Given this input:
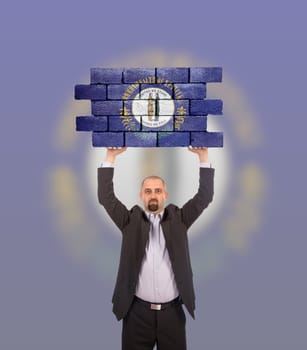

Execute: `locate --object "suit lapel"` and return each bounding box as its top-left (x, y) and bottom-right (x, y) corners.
top-left (161, 211), bottom-right (174, 258)
top-left (139, 212), bottom-right (150, 258)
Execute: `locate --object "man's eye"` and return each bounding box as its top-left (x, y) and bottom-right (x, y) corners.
top-left (145, 189), bottom-right (151, 194)
top-left (155, 189), bottom-right (162, 194)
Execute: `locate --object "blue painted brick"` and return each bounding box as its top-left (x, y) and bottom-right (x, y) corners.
top-left (92, 101), bottom-right (123, 116)
top-left (140, 84), bottom-right (173, 98)
top-left (108, 84), bottom-right (140, 100)
top-left (175, 100), bottom-right (189, 115)
top-left (190, 132), bottom-right (223, 147)
top-left (76, 116), bottom-right (107, 131)
top-left (156, 68), bottom-right (189, 83)
top-left (92, 132), bottom-right (124, 147)
top-left (158, 132), bottom-right (190, 147)
top-left (90, 68), bottom-right (123, 84)
top-left (123, 68), bottom-right (156, 83)
top-left (75, 85), bottom-right (106, 100)
top-left (174, 83), bottom-right (206, 99)
top-left (142, 118), bottom-right (174, 132)
top-left (109, 117), bottom-right (141, 131)
top-left (175, 116), bottom-right (207, 131)
top-left (190, 99), bottom-right (223, 115)
top-left (190, 67), bottom-right (222, 83)
top-left (125, 132), bottom-right (157, 147)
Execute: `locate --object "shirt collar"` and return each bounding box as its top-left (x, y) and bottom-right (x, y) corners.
top-left (145, 210), bottom-right (164, 220)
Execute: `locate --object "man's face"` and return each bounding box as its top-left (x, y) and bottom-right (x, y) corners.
top-left (139, 178), bottom-right (168, 214)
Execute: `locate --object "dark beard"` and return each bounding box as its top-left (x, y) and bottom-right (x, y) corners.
top-left (148, 200), bottom-right (158, 212)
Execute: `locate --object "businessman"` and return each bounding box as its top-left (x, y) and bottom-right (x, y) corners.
top-left (98, 147), bottom-right (215, 350)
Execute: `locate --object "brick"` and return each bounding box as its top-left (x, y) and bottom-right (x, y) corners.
top-left (92, 132), bottom-right (124, 147)
top-left (174, 116), bottom-right (207, 131)
top-left (75, 85), bottom-right (106, 100)
top-left (190, 132), bottom-right (223, 147)
top-left (90, 68), bottom-right (123, 84)
top-left (123, 68), bottom-right (156, 83)
top-left (190, 99), bottom-right (223, 115)
top-left (141, 118), bottom-right (174, 132)
top-left (158, 132), bottom-right (190, 147)
top-left (125, 132), bottom-right (157, 147)
top-left (190, 67), bottom-right (222, 83)
top-left (174, 83), bottom-right (206, 99)
top-left (175, 100), bottom-right (189, 115)
top-left (108, 84), bottom-right (140, 100)
top-left (92, 101), bottom-right (123, 116)
top-left (156, 68), bottom-right (189, 83)
top-left (109, 116), bottom-right (141, 131)
top-left (76, 116), bottom-right (107, 131)
top-left (140, 84), bottom-right (173, 98)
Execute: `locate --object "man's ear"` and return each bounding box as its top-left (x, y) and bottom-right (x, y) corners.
top-left (165, 191), bottom-right (169, 199)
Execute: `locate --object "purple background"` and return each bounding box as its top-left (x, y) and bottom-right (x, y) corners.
top-left (1, 0), bottom-right (306, 349)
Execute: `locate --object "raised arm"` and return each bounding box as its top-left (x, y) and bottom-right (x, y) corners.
top-left (103, 147), bottom-right (128, 164)
top-left (181, 147), bottom-right (215, 228)
top-left (187, 146), bottom-right (210, 163)
top-left (97, 147), bottom-right (130, 231)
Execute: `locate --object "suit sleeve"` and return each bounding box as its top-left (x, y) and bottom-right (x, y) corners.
top-left (97, 167), bottom-right (130, 231)
top-left (180, 167), bottom-right (215, 229)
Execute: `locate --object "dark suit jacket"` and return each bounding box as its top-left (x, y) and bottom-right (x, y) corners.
top-left (98, 167), bottom-right (214, 321)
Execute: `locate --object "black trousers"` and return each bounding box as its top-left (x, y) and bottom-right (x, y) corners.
top-left (122, 297), bottom-right (187, 350)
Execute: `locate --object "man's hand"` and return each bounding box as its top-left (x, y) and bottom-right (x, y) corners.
top-left (188, 146), bottom-right (209, 163)
top-left (104, 147), bottom-right (127, 164)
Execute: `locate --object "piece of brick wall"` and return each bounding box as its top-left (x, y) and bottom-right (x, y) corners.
top-left (75, 67), bottom-right (223, 147)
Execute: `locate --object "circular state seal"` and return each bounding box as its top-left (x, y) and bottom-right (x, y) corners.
top-left (133, 87), bottom-right (173, 128)
top-left (121, 77), bottom-right (186, 132)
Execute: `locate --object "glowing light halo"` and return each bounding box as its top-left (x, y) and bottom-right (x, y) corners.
top-left (49, 48), bottom-right (267, 282)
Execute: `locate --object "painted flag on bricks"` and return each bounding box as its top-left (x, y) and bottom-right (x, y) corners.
top-left (75, 67), bottom-right (223, 147)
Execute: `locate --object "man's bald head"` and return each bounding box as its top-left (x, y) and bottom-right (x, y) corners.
top-left (139, 176), bottom-right (168, 214)
top-left (140, 176), bottom-right (166, 190)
